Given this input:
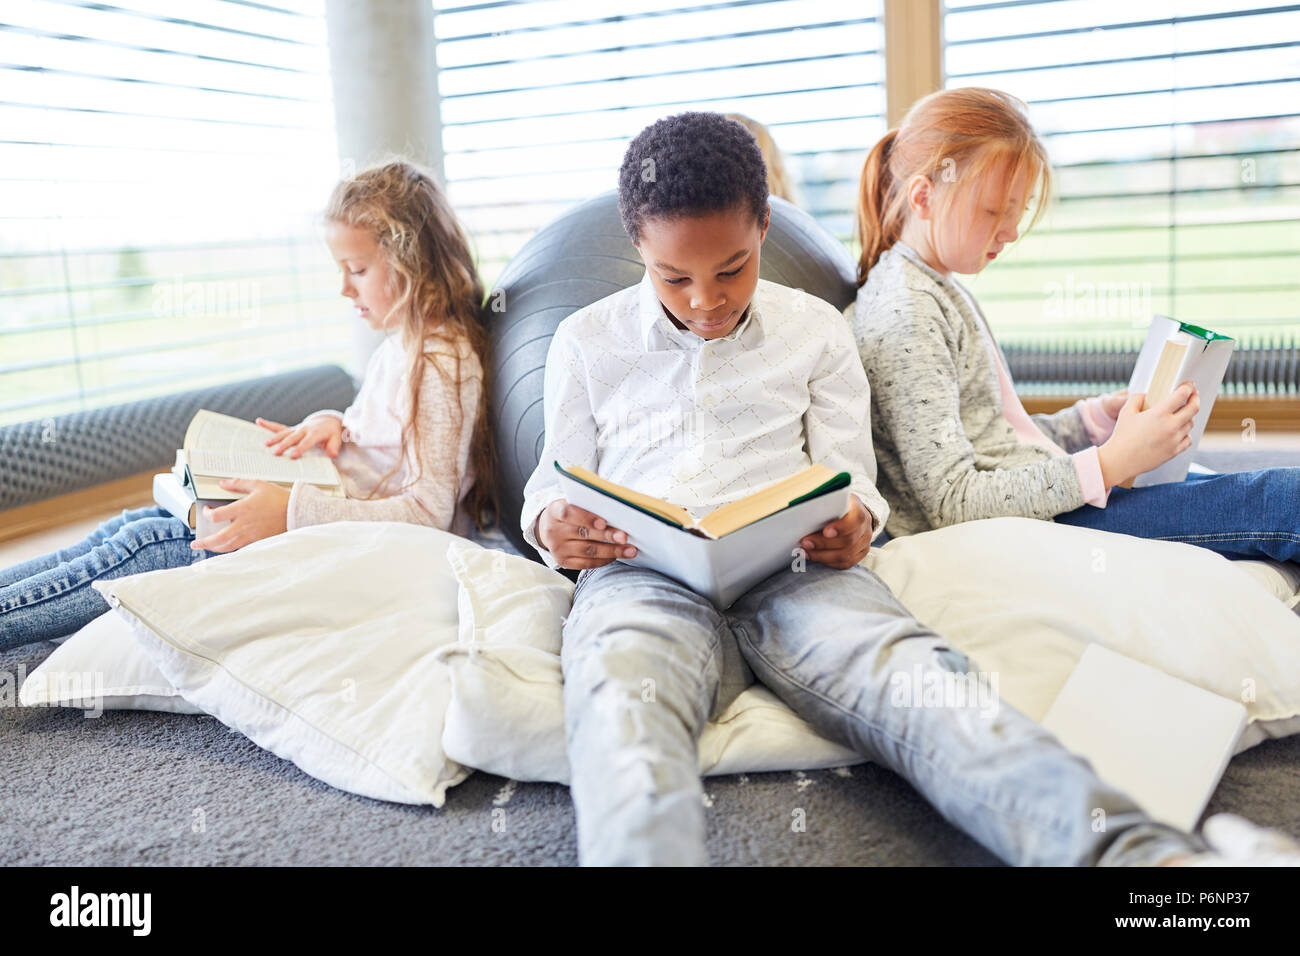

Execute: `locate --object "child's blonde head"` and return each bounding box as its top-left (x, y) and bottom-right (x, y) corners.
top-left (854, 87), bottom-right (1051, 283)
top-left (325, 159), bottom-right (483, 344)
top-left (325, 159), bottom-right (497, 529)
top-left (725, 113), bottom-right (796, 203)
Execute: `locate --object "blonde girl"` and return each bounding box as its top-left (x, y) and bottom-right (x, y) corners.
top-left (850, 87), bottom-right (1300, 564)
top-left (725, 113), bottom-right (798, 204)
top-left (0, 160), bottom-right (496, 645)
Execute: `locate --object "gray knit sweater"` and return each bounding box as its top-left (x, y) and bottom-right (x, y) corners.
top-left (847, 241), bottom-right (1093, 538)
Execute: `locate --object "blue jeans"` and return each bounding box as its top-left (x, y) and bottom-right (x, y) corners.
top-left (561, 559), bottom-right (1201, 866)
top-left (1056, 468), bottom-right (1300, 562)
top-left (0, 506), bottom-right (212, 648)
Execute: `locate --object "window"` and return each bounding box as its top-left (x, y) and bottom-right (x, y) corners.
top-left (432, 0), bottom-right (886, 282)
top-left (944, 0), bottom-right (1300, 393)
top-left (0, 0), bottom-right (348, 426)
top-left (8, 0), bottom-right (1294, 428)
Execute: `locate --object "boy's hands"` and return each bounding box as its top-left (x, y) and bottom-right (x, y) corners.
top-left (537, 495), bottom-right (873, 571)
top-left (258, 416), bottom-right (344, 458)
top-left (536, 498), bottom-right (638, 569)
top-left (191, 479), bottom-right (290, 553)
top-left (1098, 382), bottom-right (1200, 488)
top-left (799, 495), bottom-right (873, 570)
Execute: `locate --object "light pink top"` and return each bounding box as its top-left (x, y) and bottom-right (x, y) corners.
top-left (286, 330), bottom-right (483, 535)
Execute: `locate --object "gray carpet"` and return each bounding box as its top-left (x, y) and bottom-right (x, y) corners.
top-left (3, 448), bottom-right (1299, 866)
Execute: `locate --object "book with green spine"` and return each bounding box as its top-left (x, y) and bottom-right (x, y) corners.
top-left (554, 462), bottom-right (852, 608)
top-left (1127, 315), bottom-right (1235, 487)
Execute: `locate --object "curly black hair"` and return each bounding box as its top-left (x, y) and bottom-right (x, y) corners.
top-left (617, 111), bottom-right (770, 244)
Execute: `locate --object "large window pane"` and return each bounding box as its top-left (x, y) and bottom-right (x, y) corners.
top-left (945, 0), bottom-right (1300, 393)
top-left (433, 0), bottom-right (886, 281)
top-left (0, 0), bottom-right (348, 426)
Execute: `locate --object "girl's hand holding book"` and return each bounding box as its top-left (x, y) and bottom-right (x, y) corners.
top-left (191, 479), bottom-right (290, 553)
top-left (798, 495), bottom-right (873, 570)
top-left (1097, 383), bottom-right (1200, 489)
top-left (536, 498), bottom-right (638, 570)
top-left (258, 416), bottom-right (344, 459)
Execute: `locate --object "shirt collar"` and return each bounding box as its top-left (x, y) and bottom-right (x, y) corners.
top-left (891, 240), bottom-right (980, 317)
top-left (636, 270), bottom-right (764, 352)
top-left (891, 239), bottom-right (941, 279)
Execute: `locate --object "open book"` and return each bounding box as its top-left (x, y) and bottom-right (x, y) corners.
top-left (1126, 316), bottom-right (1234, 487)
top-left (555, 462), bottom-right (851, 609)
top-left (153, 410), bottom-right (344, 539)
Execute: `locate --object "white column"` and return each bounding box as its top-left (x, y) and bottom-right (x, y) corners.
top-left (324, 0), bottom-right (444, 374)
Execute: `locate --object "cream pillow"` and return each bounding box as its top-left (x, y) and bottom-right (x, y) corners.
top-left (1233, 558), bottom-right (1300, 609)
top-left (94, 521), bottom-right (473, 807)
top-left (863, 518), bottom-right (1300, 751)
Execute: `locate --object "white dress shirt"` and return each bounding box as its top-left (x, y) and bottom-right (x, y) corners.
top-left (520, 271), bottom-right (890, 570)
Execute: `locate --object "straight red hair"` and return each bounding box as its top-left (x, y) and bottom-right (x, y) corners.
top-left (855, 87), bottom-right (1052, 284)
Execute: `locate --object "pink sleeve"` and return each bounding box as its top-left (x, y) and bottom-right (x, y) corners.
top-left (1074, 396), bottom-right (1119, 446)
top-left (1071, 446), bottom-right (1111, 509)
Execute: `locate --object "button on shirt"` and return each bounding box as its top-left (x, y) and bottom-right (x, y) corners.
top-left (520, 272), bottom-right (891, 570)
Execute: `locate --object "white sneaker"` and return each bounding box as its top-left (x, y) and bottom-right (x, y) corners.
top-left (1176, 814), bottom-right (1300, 866)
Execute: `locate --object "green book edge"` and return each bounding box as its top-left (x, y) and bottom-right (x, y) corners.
top-left (786, 470), bottom-right (851, 505)
top-left (1175, 320), bottom-right (1233, 343)
top-left (554, 462), bottom-right (851, 530)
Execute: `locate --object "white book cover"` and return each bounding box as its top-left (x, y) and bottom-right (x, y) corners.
top-left (556, 466), bottom-right (850, 609)
top-left (1041, 644), bottom-right (1246, 833)
top-left (152, 472), bottom-right (231, 540)
top-left (1127, 315), bottom-right (1234, 487)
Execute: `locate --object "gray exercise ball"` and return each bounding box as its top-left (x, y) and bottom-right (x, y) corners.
top-left (487, 190), bottom-right (858, 563)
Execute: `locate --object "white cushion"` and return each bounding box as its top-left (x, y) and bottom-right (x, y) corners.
top-left (93, 521), bottom-right (472, 807)
top-left (435, 540), bottom-right (860, 782)
top-left (20, 611), bottom-right (203, 714)
top-left (448, 542), bottom-right (571, 653)
top-left (16, 532), bottom-right (563, 717)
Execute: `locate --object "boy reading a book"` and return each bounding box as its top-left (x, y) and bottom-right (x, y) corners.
top-left (518, 112), bottom-right (1252, 867)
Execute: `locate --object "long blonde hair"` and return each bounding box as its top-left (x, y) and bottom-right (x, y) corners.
top-left (854, 87), bottom-right (1051, 284)
top-left (324, 160), bottom-right (498, 530)
top-left (726, 113), bottom-right (797, 203)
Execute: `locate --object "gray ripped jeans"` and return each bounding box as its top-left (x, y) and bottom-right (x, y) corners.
top-left (560, 558), bottom-right (1202, 866)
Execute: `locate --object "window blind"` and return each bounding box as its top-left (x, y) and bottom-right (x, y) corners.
top-left (943, 0), bottom-right (1300, 394)
top-left (432, 0), bottom-right (886, 283)
top-left (0, 0), bottom-right (348, 426)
